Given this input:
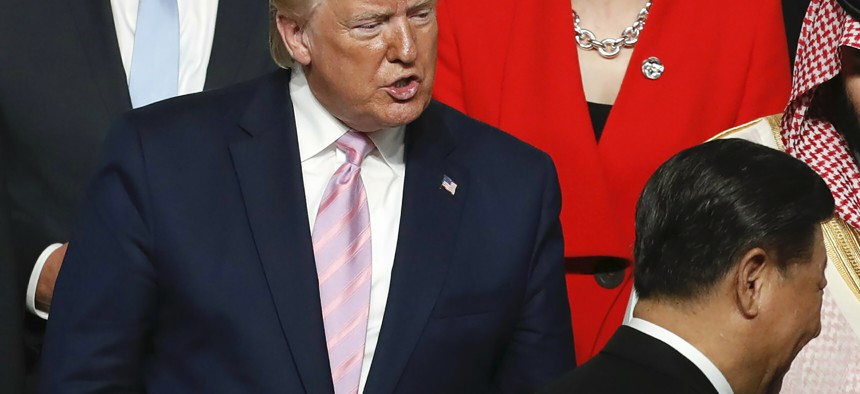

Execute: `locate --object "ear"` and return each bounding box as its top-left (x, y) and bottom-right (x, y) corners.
top-left (734, 247), bottom-right (774, 318)
top-left (277, 13), bottom-right (312, 66)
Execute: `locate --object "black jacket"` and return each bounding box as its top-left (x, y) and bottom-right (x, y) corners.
top-left (0, 1), bottom-right (276, 391)
top-left (540, 326), bottom-right (720, 394)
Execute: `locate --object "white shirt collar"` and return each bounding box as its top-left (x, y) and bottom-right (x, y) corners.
top-left (627, 317), bottom-right (734, 394)
top-left (289, 66), bottom-right (405, 175)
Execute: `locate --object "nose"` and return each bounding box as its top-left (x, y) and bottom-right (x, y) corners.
top-left (386, 18), bottom-right (417, 64)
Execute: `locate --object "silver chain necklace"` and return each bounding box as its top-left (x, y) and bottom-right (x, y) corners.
top-left (573, 1), bottom-right (652, 59)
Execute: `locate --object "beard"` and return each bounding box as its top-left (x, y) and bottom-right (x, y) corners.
top-left (840, 82), bottom-right (860, 163)
top-left (817, 75), bottom-right (860, 163)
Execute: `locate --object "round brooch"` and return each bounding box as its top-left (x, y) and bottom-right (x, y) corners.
top-left (641, 57), bottom-right (664, 80)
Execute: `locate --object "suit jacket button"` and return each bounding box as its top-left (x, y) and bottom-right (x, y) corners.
top-left (593, 257), bottom-right (626, 289)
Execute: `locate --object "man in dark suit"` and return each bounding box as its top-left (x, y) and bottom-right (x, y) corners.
top-left (542, 139), bottom-right (834, 394)
top-left (38, 0), bottom-right (575, 392)
top-left (0, 1), bottom-right (275, 391)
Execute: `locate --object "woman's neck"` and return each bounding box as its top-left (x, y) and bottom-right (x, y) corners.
top-left (571, 0), bottom-right (650, 104)
top-left (571, 0), bottom-right (648, 21)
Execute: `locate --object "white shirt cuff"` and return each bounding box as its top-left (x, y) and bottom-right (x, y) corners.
top-left (26, 243), bottom-right (63, 320)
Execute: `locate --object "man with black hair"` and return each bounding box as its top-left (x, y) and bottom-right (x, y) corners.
top-left (686, 0), bottom-right (860, 390)
top-left (542, 139), bottom-right (834, 394)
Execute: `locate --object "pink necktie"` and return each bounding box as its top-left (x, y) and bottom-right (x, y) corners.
top-left (312, 131), bottom-right (375, 394)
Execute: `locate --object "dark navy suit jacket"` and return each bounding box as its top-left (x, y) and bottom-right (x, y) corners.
top-left (39, 69), bottom-right (574, 394)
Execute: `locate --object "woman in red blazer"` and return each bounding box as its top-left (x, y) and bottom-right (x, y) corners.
top-left (433, 0), bottom-right (791, 363)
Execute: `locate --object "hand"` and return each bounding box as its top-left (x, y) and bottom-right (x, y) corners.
top-left (36, 242), bottom-right (68, 313)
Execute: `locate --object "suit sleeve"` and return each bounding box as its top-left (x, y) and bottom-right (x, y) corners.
top-left (39, 116), bottom-right (157, 394)
top-left (735, 0), bottom-right (792, 124)
top-left (432, 0), bottom-right (467, 112)
top-left (492, 154), bottom-right (576, 393)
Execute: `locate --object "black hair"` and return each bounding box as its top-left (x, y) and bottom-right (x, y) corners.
top-left (633, 139), bottom-right (835, 301)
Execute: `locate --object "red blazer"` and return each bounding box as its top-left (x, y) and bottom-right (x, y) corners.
top-left (434, 0), bottom-right (791, 363)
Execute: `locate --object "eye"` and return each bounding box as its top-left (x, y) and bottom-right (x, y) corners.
top-left (351, 20), bottom-right (384, 38)
top-left (356, 22), bottom-right (381, 31)
top-left (411, 10), bottom-right (432, 21)
top-left (409, 5), bottom-right (434, 22)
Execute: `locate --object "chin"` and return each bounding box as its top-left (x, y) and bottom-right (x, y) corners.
top-left (764, 378), bottom-right (785, 394)
top-left (380, 101), bottom-right (428, 126)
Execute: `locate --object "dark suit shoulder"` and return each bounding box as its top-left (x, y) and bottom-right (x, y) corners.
top-left (120, 70), bottom-right (287, 143)
top-left (424, 100), bottom-right (555, 171)
top-left (540, 327), bottom-right (719, 394)
top-left (124, 70), bottom-right (282, 129)
top-left (428, 101), bottom-right (550, 158)
top-left (540, 352), bottom-right (701, 394)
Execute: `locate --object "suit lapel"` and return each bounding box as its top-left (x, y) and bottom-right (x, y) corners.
top-left (363, 103), bottom-right (469, 393)
top-left (64, 0), bottom-right (131, 116)
top-left (204, 0), bottom-right (265, 90)
top-left (229, 70), bottom-right (334, 394)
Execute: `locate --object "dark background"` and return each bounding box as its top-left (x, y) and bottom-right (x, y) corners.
top-left (784, 0), bottom-right (813, 69)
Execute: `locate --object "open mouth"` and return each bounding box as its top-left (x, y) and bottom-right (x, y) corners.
top-left (386, 76), bottom-right (420, 101)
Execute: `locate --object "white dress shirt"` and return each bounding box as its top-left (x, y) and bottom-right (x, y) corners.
top-left (291, 66), bottom-right (405, 394)
top-left (627, 317), bottom-right (734, 394)
top-left (26, 0), bottom-right (219, 318)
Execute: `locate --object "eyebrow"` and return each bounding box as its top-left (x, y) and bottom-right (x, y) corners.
top-left (351, 0), bottom-right (435, 21)
top-left (407, 0), bottom-right (435, 12)
top-left (352, 10), bottom-right (388, 22)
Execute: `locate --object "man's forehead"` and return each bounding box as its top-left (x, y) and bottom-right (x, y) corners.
top-left (324, 0), bottom-right (434, 14)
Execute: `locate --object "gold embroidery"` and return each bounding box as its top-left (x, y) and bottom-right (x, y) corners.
top-left (707, 116), bottom-right (771, 141)
top-left (764, 114), bottom-right (785, 151)
top-left (822, 218), bottom-right (860, 302)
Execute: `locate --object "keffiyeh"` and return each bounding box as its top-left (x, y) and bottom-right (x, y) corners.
top-left (782, 0), bottom-right (860, 231)
top-left (780, 4), bottom-right (860, 392)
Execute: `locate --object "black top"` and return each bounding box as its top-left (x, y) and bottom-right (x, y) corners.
top-left (539, 326), bottom-right (719, 394)
top-left (587, 101), bottom-right (613, 142)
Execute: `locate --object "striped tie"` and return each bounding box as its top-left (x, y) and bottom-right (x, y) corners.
top-left (312, 131), bottom-right (375, 394)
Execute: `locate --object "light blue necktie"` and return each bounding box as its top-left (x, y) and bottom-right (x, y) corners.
top-left (128, 0), bottom-right (180, 108)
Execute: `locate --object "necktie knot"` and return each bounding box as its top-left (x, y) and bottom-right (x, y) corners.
top-left (337, 131), bottom-right (375, 166)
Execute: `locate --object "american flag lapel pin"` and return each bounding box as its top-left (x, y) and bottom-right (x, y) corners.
top-left (440, 175), bottom-right (457, 196)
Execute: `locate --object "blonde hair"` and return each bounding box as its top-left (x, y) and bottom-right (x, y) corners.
top-left (269, 0), bottom-right (321, 68)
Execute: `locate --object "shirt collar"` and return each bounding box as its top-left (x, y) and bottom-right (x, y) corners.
top-left (626, 317), bottom-right (734, 394)
top-left (289, 66), bottom-right (405, 175)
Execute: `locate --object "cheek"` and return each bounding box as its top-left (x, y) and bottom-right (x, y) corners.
top-left (843, 48), bottom-right (860, 119)
top-left (335, 63), bottom-right (382, 101)
top-left (846, 76), bottom-right (860, 114)
top-left (418, 31), bottom-right (438, 67)
top-left (806, 290), bottom-right (824, 336)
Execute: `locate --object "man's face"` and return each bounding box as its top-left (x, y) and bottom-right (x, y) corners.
top-left (762, 228), bottom-right (828, 390)
top-left (842, 46), bottom-right (860, 137)
top-left (282, 0), bottom-right (437, 132)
